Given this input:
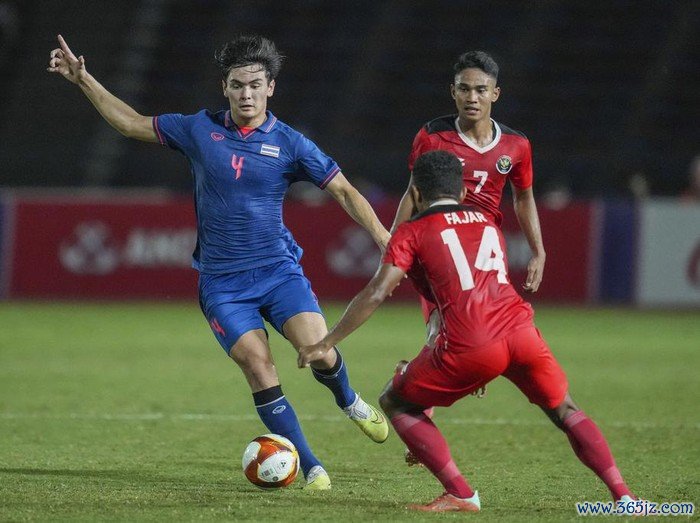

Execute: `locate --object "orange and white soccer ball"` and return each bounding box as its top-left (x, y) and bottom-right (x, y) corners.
top-left (242, 434), bottom-right (300, 489)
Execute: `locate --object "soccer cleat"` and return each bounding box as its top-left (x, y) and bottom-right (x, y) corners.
top-left (303, 465), bottom-right (331, 491)
top-left (408, 491), bottom-right (481, 512)
top-left (343, 395), bottom-right (389, 443)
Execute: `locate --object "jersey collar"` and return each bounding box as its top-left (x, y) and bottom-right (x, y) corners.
top-left (454, 118), bottom-right (502, 154)
top-left (411, 203), bottom-right (482, 221)
top-left (429, 198), bottom-right (460, 207)
top-left (224, 110), bottom-right (278, 137)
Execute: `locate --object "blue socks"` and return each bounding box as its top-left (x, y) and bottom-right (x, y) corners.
top-left (252, 349), bottom-right (355, 478)
top-left (311, 347), bottom-right (357, 409)
top-left (253, 385), bottom-right (322, 478)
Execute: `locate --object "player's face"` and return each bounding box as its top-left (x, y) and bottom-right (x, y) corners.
top-left (451, 68), bottom-right (500, 123)
top-left (222, 64), bottom-right (275, 127)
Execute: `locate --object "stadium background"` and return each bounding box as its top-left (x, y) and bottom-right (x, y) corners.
top-left (0, 0), bottom-right (698, 305)
top-left (0, 2), bottom-right (698, 520)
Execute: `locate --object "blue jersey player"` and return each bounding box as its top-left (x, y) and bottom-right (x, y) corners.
top-left (48, 33), bottom-right (391, 490)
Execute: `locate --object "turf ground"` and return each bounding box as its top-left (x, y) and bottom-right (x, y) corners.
top-left (0, 302), bottom-right (698, 521)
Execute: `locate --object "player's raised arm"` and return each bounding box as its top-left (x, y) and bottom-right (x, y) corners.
top-left (325, 173), bottom-right (391, 250)
top-left (390, 175), bottom-right (417, 233)
top-left (297, 263), bottom-right (405, 368)
top-left (47, 35), bottom-right (158, 143)
top-left (511, 185), bottom-right (546, 292)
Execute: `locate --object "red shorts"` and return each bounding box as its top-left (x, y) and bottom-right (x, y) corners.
top-left (392, 327), bottom-right (568, 409)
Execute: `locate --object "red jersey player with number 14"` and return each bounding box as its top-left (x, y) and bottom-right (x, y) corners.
top-left (298, 151), bottom-right (636, 513)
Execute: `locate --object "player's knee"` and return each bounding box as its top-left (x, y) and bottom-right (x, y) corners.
top-left (378, 384), bottom-right (398, 417)
top-left (230, 348), bottom-right (273, 376)
top-left (548, 393), bottom-right (579, 429)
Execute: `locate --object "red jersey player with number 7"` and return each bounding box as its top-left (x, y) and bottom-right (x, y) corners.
top-left (392, 50), bottom-right (546, 342)
top-left (393, 50), bottom-right (546, 466)
top-left (299, 151), bottom-right (636, 513)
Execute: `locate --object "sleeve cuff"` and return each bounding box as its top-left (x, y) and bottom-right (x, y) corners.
top-left (319, 166), bottom-right (340, 189)
top-left (152, 116), bottom-right (167, 146)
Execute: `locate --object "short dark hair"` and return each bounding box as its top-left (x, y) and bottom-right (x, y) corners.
top-left (214, 34), bottom-right (284, 81)
top-left (412, 151), bottom-right (463, 202)
top-left (453, 50), bottom-right (499, 82)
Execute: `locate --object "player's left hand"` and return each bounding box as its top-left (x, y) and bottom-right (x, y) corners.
top-left (297, 342), bottom-right (332, 368)
top-left (522, 254), bottom-right (545, 293)
top-left (47, 35), bottom-right (88, 85)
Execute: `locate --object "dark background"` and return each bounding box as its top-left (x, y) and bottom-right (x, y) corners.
top-left (0, 0), bottom-right (698, 199)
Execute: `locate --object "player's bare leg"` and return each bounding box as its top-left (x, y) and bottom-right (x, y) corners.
top-left (229, 329), bottom-right (326, 489)
top-left (229, 329), bottom-right (280, 391)
top-left (542, 392), bottom-right (635, 501)
top-left (379, 381), bottom-right (480, 512)
top-left (284, 312), bottom-right (388, 445)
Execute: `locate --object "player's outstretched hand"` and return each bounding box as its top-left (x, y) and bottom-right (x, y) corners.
top-left (47, 35), bottom-right (87, 84)
top-left (297, 342), bottom-right (332, 368)
top-left (522, 253), bottom-right (545, 293)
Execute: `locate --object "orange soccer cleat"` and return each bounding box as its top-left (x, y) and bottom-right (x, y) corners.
top-left (408, 491), bottom-right (481, 512)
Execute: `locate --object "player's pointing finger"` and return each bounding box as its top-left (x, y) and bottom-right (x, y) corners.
top-left (57, 34), bottom-right (75, 57)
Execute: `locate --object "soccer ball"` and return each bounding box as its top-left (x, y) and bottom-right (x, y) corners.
top-left (242, 434), bottom-right (299, 489)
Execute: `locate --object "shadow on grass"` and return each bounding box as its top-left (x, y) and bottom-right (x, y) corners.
top-left (0, 468), bottom-right (128, 478)
top-left (0, 467), bottom-right (268, 494)
top-left (0, 467), bottom-right (231, 487)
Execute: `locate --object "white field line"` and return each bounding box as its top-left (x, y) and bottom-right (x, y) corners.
top-left (0, 412), bottom-right (697, 430)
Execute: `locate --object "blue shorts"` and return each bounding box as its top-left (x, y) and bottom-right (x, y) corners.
top-left (198, 260), bottom-right (323, 354)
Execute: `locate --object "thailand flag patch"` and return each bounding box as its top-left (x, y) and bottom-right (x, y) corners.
top-left (260, 144), bottom-right (280, 158)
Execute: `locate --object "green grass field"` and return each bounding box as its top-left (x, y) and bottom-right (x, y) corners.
top-left (0, 302), bottom-right (698, 521)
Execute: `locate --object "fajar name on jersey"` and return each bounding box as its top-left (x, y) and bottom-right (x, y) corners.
top-left (443, 211), bottom-right (487, 225)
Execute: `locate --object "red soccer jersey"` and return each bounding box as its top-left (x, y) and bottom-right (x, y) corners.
top-left (384, 203), bottom-right (534, 350)
top-left (408, 116), bottom-right (533, 225)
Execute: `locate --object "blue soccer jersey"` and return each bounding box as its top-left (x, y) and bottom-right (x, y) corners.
top-left (153, 110), bottom-right (340, 273)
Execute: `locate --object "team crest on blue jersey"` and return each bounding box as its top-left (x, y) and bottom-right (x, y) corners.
top-left (496, 155), bottom-right (513, 174)
top-left (260, 144), bottom-right (280, 158)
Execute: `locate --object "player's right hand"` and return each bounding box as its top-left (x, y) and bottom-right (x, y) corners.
top-left (47, 35), bottom-right (87, 85)
top-left (297, 341), bottom-right (332, 368)
top-left (522, 253), bottom-right (545, 293)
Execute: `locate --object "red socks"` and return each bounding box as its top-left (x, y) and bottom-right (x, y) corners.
top-left (392, 412), bottom-right (474, 499)
top-left (392, 408), bottom-right (631, 501)
top-left (563, 411), bottom-right (632, 500)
